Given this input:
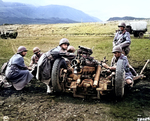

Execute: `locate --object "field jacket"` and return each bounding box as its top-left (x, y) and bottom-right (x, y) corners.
top-left (29, 52), bottom-right (43, 67)
top-left (111, 54), bottom-right (133, 80)
top-left (113, 31), bottom-right (131, 54)
top-left (5, 54), bottom-right (33, 90)
top-left (36, 46), bottom-right (67, 81)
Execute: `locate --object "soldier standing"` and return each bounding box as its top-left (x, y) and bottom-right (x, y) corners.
top-left (113, 22), bottom-right (137, 76)
top-left (113, 22), bottom-right (131, 55)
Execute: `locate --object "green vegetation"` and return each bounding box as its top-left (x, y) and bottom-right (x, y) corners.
top-left (1, 22), bottom-right (150, 67)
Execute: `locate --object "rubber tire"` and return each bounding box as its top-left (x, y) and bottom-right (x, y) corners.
top-left (139, 32), bottom-right (143, 38)
top-left (51, 58), bottom-right (67, 92)
top-left (115, 59), bottom-right (125, 97)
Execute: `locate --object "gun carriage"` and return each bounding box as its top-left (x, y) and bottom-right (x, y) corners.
top-left (51, 46), bottom-right (145, 99)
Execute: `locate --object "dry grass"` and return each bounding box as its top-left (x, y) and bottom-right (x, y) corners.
top-left (0, 21), bottom-right (150, 67)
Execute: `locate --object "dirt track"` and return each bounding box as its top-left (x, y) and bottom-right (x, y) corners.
top-left (0, 67), bottom-right (150, 121)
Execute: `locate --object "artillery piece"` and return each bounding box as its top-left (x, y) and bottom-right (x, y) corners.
top-left (50, 46), bottom-right (146, 99)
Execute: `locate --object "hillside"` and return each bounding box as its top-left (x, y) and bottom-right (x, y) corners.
top-left (0, 1), bottom-right (101, 24)
top-left (0, 17), bottom-right (78, 24)
top-left (107, 16), bottom-right (149, 21)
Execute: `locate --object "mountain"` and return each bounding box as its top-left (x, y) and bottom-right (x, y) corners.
top-left (0, 17), bottom-right (77, 24)
top-left (0, 1), bottom-right (101, 24)
top-left (36, 5), bottom-right (100, 22)
top-left (107, 16), bottom-right (149, 21)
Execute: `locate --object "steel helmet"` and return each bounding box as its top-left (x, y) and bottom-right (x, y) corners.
top-left (17, 46), bottom-right (27, 54)
top-left (59, 38), bottom-right (70, 46)
top-left (67, 46), bottom-right (76, 53)
top-left (112, 45), bottom-right (122, 53)
top-left (118, 22), bottom-right (126, 28)
top-left (33, 47), bottom-right (40, 54)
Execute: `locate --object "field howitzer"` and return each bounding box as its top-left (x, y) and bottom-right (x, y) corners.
top-left (66, 46), bottom-right (115, 99)
top-left (71, 46), bottom-right (96, 67)
top-left (51, 46), bottom-right (148, 99)
top-left (69, 46), bottom-right (106, 90)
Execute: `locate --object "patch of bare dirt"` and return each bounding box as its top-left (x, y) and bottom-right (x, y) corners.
top-left (0, 68), bottom-right (150, 121)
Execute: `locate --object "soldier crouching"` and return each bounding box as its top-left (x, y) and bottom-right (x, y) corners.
top-left (29, 47), bottom-right (43, 77)
top-left (36, 38), bottom-right (71, 94)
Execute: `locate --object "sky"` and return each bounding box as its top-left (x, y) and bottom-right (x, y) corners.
top-left (2, 0), bottom-right (150, 21)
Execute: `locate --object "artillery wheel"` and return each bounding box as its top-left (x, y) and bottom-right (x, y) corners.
top-left (115, 59), bottom-right (125, 97)
top-left (51, 58), bottom-right (67, 92)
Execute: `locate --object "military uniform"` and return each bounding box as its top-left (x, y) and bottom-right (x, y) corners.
top-left (29, 52), bottom-right (43, 77)
top-left (30, 52), bottom-right (43, 66)
top-left (5, 54), bottom-right (33, 90)
top-left (36, 46), bottom-right (67, 81)
top-left (111, 54), bottom-right (133, 81)
top-left (113, 30), bottom-right (131, 55)
top-left (36, 46), bottom-right (68, 94)
top-left (36, 38), bottom-right (70, 94)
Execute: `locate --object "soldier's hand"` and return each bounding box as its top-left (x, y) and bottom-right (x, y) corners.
top-left (28, 67), bottom-right (32, 71)
top-left (109, 66), bottom-right (116, 71)
top-left (102, 63), bottom-right (110, 69)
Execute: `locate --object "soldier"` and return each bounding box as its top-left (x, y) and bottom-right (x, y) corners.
top-left (107, 46), bottom-right (134, 86)
top-left (67, 46), bottom-right (76, 53)
top-left (5, 46), bottom-right (33, 90)
top-left (29, 47), bottom-right (43, 77)
top-left (36, 38), bottom-right (71, 94)
top-left (113, 22), bottom-right (131, 55)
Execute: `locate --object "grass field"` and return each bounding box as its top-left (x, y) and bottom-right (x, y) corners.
top-left (0, 21), bottom-right (150, 68)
